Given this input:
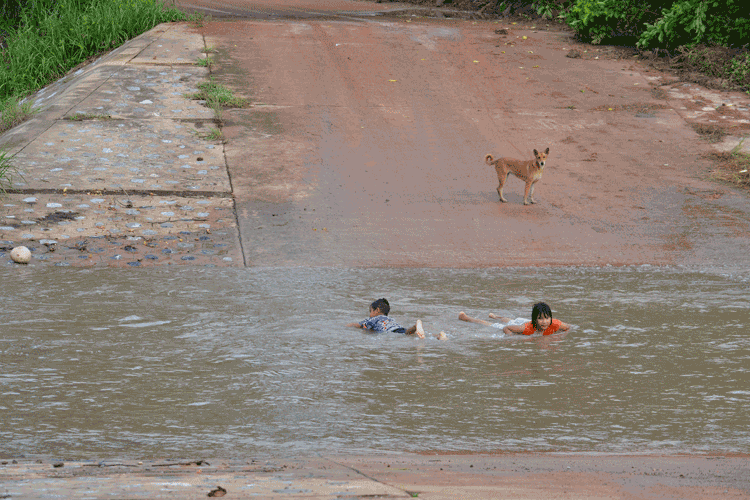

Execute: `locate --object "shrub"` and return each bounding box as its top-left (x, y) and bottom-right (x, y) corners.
top-left (638, 0), bottom-right (750, 49)
top-left (564, 0), bottom-right (669, 44)
top-left (533, 0), bottom-right (573, 20)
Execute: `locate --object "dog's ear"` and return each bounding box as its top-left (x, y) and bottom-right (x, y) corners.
top-left (533, 149), bottom-right (539, 156)
top-left (544, 147), bottom-right (549, 154)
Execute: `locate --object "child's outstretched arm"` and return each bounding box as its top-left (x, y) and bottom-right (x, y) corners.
top-left (558, 321), bottom-right (571, 332)
top-left (503, 324), bottom-right (525, 335)
top-left (346, 322), bottom-right (365, 329)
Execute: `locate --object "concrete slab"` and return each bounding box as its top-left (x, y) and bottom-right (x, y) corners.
top-left (0, 454), bottom-right (747, 499)
top-left (130, 23), bottom-right (208, 65)
top-left (65, 65), bottom-right (214, 121)
top-left (0, 193), bottom-right (242, 267)
top-left (662, 81), bottom-right (750, 152)
top-left (11, 119), bottom-right (228, 193)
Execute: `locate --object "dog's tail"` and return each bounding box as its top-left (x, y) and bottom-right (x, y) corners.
top-left (485, 154), bottom-right (495, 165)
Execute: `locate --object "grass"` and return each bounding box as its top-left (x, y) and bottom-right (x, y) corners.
top-left (188, 78), bottom-right (250, 128)
top-left (0, 148), bottom-right (19, 193)
top-left (0, 97), bottom-right (34, 134)
top-left (201, 127), bottom-right (224, 141)
top-left (190, 80), bottom-right (250, 109)
top-left (195, 56), bottom-right (213, 68)
top-left (65, 113), bottom-right (112, 121)
top-left (187, 76), bottom-right (251, 143)
top-left (709, 140), bottom-right (750, 190)
top-left (0, 0), bottom-right (186, 116)
top-left (186, 10), bottom-right (208, 28)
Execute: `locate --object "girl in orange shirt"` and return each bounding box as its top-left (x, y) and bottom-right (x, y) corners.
top-left (503, 302), bottom-right (570, 336)
top-left (458, 301), bottom-right (569, 336)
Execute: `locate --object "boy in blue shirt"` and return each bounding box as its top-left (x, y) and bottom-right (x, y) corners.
top-left (347, 298), bottom-right (425, 338)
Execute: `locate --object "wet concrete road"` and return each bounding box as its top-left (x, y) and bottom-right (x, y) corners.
top-left (3, 0), bottom-right (749, 269)
top-left (189, 0), bottom-right (750, 268)
top-left (3, 454), bottom-right (749, 499)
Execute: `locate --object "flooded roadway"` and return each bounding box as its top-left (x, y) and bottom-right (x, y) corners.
top-left (2, 0), bottom-right (750, 469)
top-left (2, 265), bottom-right (748, 458)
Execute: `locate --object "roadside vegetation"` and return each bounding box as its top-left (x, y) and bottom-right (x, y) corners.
top-left (188, 78), bottom-right (251, 141)
top-left (0, 148), bottom-right (20, 193)
top-left (0, 0), bottom-right (189, 187)
top-left (709, 141), bottom-right (750, 191)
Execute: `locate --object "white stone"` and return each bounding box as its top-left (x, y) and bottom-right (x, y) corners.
top-left (10, 246), bottom-right (31, 264)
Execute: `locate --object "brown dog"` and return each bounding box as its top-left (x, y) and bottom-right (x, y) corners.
top-left (485, 147), bottom-right (549, 205)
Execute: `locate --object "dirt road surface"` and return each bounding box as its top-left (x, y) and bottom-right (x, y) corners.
top-left (181, 0), bottom-right (750, 268)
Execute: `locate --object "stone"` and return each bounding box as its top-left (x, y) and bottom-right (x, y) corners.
top-left (10, 246), bottom-right (31, 264)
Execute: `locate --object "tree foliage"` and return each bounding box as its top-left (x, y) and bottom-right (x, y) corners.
top-left (561, 0), bottom-right (749, 49)
top-left (638, 0), bottom-right (750, 49)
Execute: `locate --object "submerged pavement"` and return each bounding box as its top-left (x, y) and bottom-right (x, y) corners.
top-left (0, 24), bottom-right (243, 267)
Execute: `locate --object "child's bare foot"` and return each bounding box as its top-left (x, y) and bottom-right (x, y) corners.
top-left (415, 320), bottom-right (425, 339)
top-left (458, 311), bottom-right (469, 321)
top-left (436, 331), bottom-right (448, 341)
top-left (489, 313), bottom-right (512, 323)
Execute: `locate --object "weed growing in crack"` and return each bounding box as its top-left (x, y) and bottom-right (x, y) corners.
top-left (0, 148), bottom-right (20, 193)
top-left (190, 79), bottom-right (250, 109)
top-left (188, 78), bottom-right (250, 139)
top-left (195, 56), bottom-right (213, 68)
top-left (65, 113), bottom-right (112, 121)
top-left (202, 127), bottom-right (224, 141)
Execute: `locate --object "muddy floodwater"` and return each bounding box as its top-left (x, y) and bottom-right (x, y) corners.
top-left (1, 265), bottom-right (749, 459)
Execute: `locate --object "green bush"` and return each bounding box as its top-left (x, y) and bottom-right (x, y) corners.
top-left (638, 0), bottom-right (750, 49)
top-left (533, 0), bottom-right (573, 20)
top-left (564, 0), bottom-right (666, 44)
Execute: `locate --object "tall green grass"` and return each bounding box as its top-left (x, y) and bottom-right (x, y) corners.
top-left (0, 0), bottom-right (188, 187)
top-left (0, 0), bottom-right (186, 116)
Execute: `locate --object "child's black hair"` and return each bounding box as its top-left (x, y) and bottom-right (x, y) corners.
top-left (531, 302), bottom-right (552, 330)
top-left (370, 298), bottom-right (390, 316)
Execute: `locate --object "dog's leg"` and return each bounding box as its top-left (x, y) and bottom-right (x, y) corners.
top-left (528, 180), bottom-right (538, 204)
top-left (497, 171), bottom-right (509, 202)
top-left (523, 180), bottom-right (534, 205)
